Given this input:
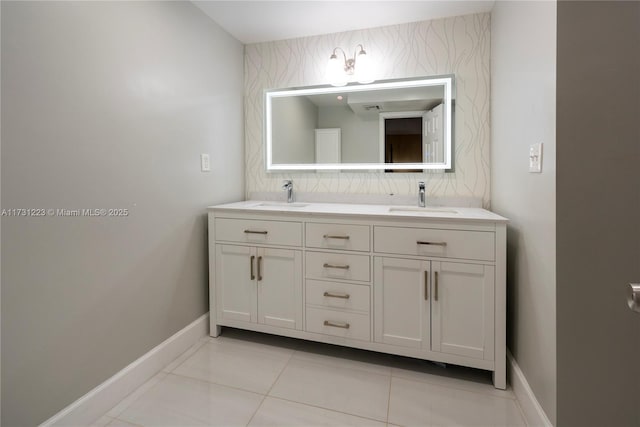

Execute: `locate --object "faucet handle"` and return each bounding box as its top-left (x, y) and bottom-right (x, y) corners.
top-left (282, 179), bottom-right (292, 189)
top-left (418, 181), bottom-right (425, 190)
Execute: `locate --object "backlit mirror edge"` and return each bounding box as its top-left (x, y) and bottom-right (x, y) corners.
top-left (264, 75), bottom-right (455, 173)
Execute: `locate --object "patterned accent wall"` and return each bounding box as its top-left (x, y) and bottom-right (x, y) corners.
top-left (244, 13), bottom-right (491, 207)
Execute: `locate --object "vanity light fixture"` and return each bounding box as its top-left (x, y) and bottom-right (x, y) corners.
top-left (325, 44), bottom-right (374, 87)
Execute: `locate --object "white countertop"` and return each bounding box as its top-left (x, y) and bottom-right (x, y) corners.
top-left (208, 200), bottom-right (508, 223)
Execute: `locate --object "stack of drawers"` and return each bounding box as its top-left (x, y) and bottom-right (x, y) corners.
top-left (303, 222), bottom-right (371, 341)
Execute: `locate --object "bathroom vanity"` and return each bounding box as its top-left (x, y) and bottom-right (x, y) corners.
top-left (207, 201), bottom-right (507, 389)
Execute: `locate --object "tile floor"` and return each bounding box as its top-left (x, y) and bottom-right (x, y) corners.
top-left (92, 329), bottom-right (527, 427)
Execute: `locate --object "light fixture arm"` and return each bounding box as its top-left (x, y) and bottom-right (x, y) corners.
top-left (326, 44), bottom-right (373, 86)
top-left (331, 47), bottom-right (351, 74)
top-left (354, 44), bottom-right (366, 59)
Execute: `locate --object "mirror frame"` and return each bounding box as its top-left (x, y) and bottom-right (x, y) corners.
top-left (265, 75), bottom-right (454, 172)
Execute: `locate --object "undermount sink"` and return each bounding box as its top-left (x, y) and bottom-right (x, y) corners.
top-left (388, 206), bottom-right (459, 215)
top-left (255, 202), bottom-right (309, 208)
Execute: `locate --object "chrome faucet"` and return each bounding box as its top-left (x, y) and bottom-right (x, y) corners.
top-left (282, 180), bottom-right (293, 203)
top-left (418, 181), bottom-right (426, 207)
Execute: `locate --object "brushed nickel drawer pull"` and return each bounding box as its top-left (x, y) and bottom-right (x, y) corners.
top-left (323, 320), bottom-right (350, 329)
top-left (435, 271), bottom-right (439, 301)
top-left (250, 255), bottom-right (255, 280)
top-left (424, 270), bottom-right (429, 300)
top-left (257, 256), bottom-right (263, 281)
top-left (244, 230), bottom-right (268, 235)
top-left (323, 291), bottom-right (350, 299)
top-left (323, 263), bottom-right (350, 270)
top-left (417, 241), bottom-right (447, 246)
top-left (323, 234), bottom-right (350, 240)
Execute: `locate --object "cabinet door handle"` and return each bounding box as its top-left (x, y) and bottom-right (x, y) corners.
top-left (424, 270), bottom-right (429, 300)
top-left (435, 271), bottom-right (439, 301)
top-left (257, 256), bottom-right (263, 281)
top-left (417, 241), bottom-right (447, 246)
top-left (323, 234), bottom-right (350, 240)
top-left (323, 320), bottom-right (350, 329)
top-left (323, 291), bottom-right (350, 299)
top-left (244, 229), bottom-right (268, 235)
top-left (323, 263), bottom-right (350, 270)
top-left (250, 255), bottom-right (255, 280)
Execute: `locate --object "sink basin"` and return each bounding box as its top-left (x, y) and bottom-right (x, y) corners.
top-left (255, 202), bottom-right (309, 208)
top-left (388, 206), bottom-right (459, 215)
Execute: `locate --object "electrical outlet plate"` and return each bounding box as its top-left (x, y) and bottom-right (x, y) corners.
top-left (529, 143), bottom-right (542, 173)
top-left (200, 154), bottom-right (211, 172)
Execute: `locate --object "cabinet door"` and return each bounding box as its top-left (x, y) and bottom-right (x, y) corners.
top-left (215, 245), bottom-right (257, 323)
top-left (431, 262), bottom-right (494, 360)
top-left (374, 257), bottom-right (430, 348)
top-left (257, 248), bottom-right (302, 330)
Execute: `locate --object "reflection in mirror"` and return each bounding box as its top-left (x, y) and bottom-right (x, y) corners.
top-left (265, 76), bottom-right (454, 172)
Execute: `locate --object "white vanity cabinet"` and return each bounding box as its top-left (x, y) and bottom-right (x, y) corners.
top-left (208, 202), bottom-right (507, 389)
top-left (213, 217), bottom-right (303, 330)
top-left (303, 222), bottom-right (372, 341)
top-left (373, 224), bottom-right (496, 361)
top-left (374, 257), bottom-right (494, 359)
top-left (374, 257), bottom-right (431, 348)
top-left (430, 261), bottom-right (494, 359)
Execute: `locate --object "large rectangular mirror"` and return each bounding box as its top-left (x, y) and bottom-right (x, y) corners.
top-left (265, 75), bottom-right (454, 172)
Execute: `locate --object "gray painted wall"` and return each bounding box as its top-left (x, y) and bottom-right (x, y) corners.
top-left (1, 2), bottom-right (244, 425)
top-left (317, 106), bottom-right (379, 163)
top-left (272, 96), bottom-right (317, 164)
top-left (491, 1), bottom-right (557, 423)
top-left (557, 2), bottom-right (640, 426)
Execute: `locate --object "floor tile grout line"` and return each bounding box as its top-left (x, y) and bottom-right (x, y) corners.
top-left (511, 393), bottom-right (531, 427)
top-left (161, 341), bottom-right (208, 376)
top-left (95, 414), bottom-right (115, 426)
top-left (265, 349), bottom-right (296, 396)
top-left (244, 394), bottom-right (268, 427)
top-left (246, 350), bottom-right (297, 426)
top-left (265, 395), bottom-right (390, 425)
top-left (199, 336), bottom-right (299, 361)
top-left (110, 416), bottom-right (145, 427)
top-left (264, 347), bottom-right (394, 423)
top-left (163, 371), bottom-right (268, 397)
top-left (270, 347), bottom-right (388, 424)
top-left (103, 371), bottom-right (169, 420)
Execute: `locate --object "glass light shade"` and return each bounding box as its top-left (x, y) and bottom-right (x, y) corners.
top-left (355, 51), bottom-right (374, 84)
top-left (326, 54), bottom-right (348, 87)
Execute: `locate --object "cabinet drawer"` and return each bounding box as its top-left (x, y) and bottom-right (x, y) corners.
top-left (215, 218), bottom-right (302, 247)
top-left (306, 251), bottom-right (370, 282)
top-left (305, 279), bottom-right (370, 312)
top-left (305, 307), bottom-right (370, 341)
top-left (306, 223), bottom-right (370, 252)
top-left (374, 226), bottom-right (494, 261)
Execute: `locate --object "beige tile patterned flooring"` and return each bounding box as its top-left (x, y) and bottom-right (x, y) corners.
top-left (91, 329), bottom-right (527, 427)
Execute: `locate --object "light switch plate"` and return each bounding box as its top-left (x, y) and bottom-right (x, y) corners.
top-left (529, 143), bottom-right (542, 173)
top-left (200, 154), bottom-right (211, 172)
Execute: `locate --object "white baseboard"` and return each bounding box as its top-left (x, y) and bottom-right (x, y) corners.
top-left (508, 350), bottom-right (553, 427)
top-left (40, 313), bottom-right (209, 427)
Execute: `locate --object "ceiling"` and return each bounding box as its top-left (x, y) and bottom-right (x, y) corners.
top-left (193, 1), bottom-right (495, 44)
